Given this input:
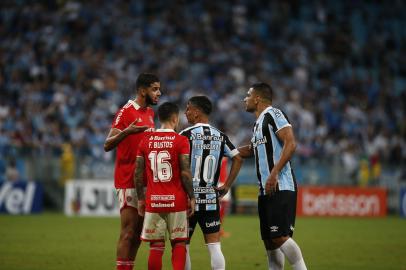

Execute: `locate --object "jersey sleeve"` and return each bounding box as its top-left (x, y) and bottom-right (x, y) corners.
top-left (268, 108), bottom-right (292, 133)
top-left (136, 138), bottom-right (146, 158)
top-left (223, 134), bottom-right (239, 158)
top-left (112, 107), bottom-right (128, 131)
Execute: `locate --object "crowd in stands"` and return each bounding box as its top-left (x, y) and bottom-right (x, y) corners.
top-left (0, 0), bottom-right (405, 182)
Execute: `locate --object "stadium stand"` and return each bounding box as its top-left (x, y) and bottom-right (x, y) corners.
top-left (0, 1), bottom-right (404, 191)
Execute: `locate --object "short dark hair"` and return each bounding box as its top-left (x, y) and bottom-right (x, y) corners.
top-left (188, 95), bottom-right (212, 115)
top-left (135, 73), bottom-right (160, 91)
top-left (158, 102), bottom-right (179, 122)
top-left (251, 82), bottom-right (273, 102)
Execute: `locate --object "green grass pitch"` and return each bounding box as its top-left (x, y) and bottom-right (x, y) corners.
top-left (0, 214), bottom-right (405, 269)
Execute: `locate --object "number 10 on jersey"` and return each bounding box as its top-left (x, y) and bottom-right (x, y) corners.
top-left (193, 154), bottom-right (216, 184)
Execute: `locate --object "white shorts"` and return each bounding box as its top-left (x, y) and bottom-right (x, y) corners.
top-left (116, 188), bottom-right (138, 211)
top-left (141, 211), bottom-right (188, 242)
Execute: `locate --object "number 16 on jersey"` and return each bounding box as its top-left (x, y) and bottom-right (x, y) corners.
top-left (148, 150), bottom-right (173, 182)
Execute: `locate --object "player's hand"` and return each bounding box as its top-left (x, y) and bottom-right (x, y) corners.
top-left (265, 168), bottom-right (279, 195)
top-left (188, 198), bottom-right (196, 217)
top-left (137, 200), bottom-right (146, 216)
top-left (215, 185), bottom-right (229, 199)
top-left (126, 119), bottom-right (149, 134)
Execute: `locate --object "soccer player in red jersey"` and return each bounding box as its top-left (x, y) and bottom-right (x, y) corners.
top-left (134, 102), bottom-right (195, 270)
top-left (104, 73), bottom-right (161, 270)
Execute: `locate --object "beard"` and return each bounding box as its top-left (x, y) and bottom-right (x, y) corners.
top-left (146, 94), bottom-right (157, 106)
top-left (245, 105), bottom-right (255, 113)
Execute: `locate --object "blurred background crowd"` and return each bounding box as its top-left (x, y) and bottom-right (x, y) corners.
top-left (0, 0), bottom-right (405, 187)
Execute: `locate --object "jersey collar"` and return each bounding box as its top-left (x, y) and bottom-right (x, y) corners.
top-left (256, 106), bottom-right (273, 122)
top-left (128, 100), bottom-right (141, 110)
top-left (156, 129), bottom-right (175, 132)
top-left (192, 123), bottom-right (210, 127)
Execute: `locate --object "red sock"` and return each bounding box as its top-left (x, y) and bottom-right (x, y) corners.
top-left (148, 243), bottom-right (165, 270)
top-left (116, 258), bottom-right (134, 270)
top-left (171, 244), bottom-right (186, 270)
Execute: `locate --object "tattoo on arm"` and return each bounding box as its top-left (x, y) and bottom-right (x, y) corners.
top-left (134, 157), bottom-right (145, 200)
top-left (179, 154), bottom-right (195, 199)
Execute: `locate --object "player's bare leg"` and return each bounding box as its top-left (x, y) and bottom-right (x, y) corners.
top-left (116, 207), bottom-right (143, 270)
top-left (204, 232), bottom-right (225, 270)
top-left (264, 236), bottom-right (307, 270)
top-left (219, 200), bottom-right (231, 238)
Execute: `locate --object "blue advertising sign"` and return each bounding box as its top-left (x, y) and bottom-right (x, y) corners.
top-left (400, 187), bottom-right (406, 217)
top-left (0, 181), bottom-right (43, 214)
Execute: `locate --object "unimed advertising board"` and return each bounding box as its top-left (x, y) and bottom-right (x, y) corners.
top-left (64, 180), bottom-right (119, 216)
top-left (297, 186), bottom-right (387, 217)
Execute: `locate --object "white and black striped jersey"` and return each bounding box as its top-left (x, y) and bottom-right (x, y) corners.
top-left (251, 106), bottom-right (297, 196)
top-left (180, 123), bottom-right (239, 211)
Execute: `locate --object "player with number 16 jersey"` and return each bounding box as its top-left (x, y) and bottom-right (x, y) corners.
top-left (137, 130), bottom-right (190, 213)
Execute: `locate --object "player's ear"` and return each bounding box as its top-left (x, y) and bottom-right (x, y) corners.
top-left (138, 87), bottom-right (147, 97)
top-left (174, 114), bottom-right (180, 128)
top-left (254, 94), bottom-right (260, 104)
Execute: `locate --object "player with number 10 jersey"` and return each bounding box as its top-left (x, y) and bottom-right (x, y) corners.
top-left (179, 124), bottom-right (239, 211)
top-left (179, 96), bottom-right (243, 270)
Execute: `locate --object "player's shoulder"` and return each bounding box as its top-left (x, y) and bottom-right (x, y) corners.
top-left (179, 125), bottom-right (196, 135)
top-left (265, 106), bottom-right (287, 119)
top-left (115, 101), bottom-right (137, 119)
top-left (208, 125), bottom-right (226, 135)
top-left (180, 133), bottom-right (190, 140)
top-left (146, 106), bottom-right (154, 114)
top-left (120, 100), bottom-right (135, 110)
top-left (173, 132), bottom-right (187, 141)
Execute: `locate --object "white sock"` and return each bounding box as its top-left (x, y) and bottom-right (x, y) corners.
top-left (279, 238), bottom-right (307, 270)
top-left (206, 242), bottom-right (225, 270)
top-left (266, 249), bottom-right (285, 270)
top-left (185, 244), bottom-right (191, 270)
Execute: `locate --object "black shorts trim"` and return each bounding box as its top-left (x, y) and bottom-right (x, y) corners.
top-left (258, 191), bottom-right (297, 240)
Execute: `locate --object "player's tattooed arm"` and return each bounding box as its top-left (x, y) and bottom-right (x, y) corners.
top-left (179, 154), bottom-right (195, 199)
top-left (134, 156), bottom-right (146, 200)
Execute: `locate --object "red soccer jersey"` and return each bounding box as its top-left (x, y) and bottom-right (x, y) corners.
top-left (137, 129), bottom-right (190, 213)
top-left (111, 100), bottom-right (155, 188)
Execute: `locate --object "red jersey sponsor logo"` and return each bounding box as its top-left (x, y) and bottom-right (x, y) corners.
top-left (151, 202), bottom-right (175, 208)
top-left (151, 195), bottom-right (175, 201)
